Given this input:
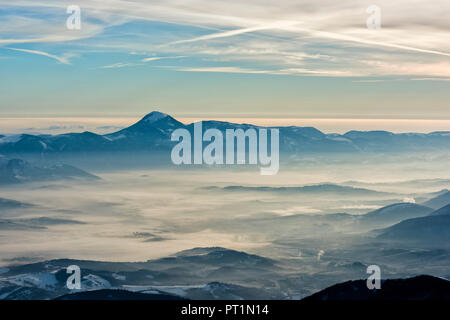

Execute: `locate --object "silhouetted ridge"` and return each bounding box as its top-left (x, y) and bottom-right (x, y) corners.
top-left (302, 275), bottom-right (450, 300)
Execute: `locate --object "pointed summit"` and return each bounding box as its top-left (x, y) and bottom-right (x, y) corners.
top-left (134, 110), bottom-right (184, 129)
top-left (141, 111), bottom-right (169, 123)
top-left (105, 110), bottom-right (184, 140)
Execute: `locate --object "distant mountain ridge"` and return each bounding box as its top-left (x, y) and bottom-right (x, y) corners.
top-left (361, 203), bottom-right (434, 226)
top-left (1, 111), bottom-right (449, 156)
top-left (422, 191), bottom-right (450, 209)
top-left (0, 156), bottom-right (99, 184)
top-left (377, 204), bottom-right (450, 243)
top-left (217, 184), bottom-right (393, 197)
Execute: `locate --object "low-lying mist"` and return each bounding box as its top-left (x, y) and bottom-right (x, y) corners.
top-left (0, 151), bottom-right (449, 267)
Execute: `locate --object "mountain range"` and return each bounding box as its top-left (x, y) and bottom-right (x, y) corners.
top-left (57, 275), bottom-right (450, 300)
top-left (1, 111), bottom-right (449, 158)
top-left (1, 246), bottom-right (448, 300)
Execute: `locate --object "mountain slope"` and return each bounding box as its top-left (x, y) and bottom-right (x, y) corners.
top-left (429, 204), bottom-right (450, 216)
top-left (361, 203), bottom-right (434, 225)
top-left (104, 111), bottom-right (184, 150)
top-left (377, 205), bottom-right (450, 244)
top-left (302, 275), bottom-right (450, 300)
top-left (422, 191), bottom-right (450, 209)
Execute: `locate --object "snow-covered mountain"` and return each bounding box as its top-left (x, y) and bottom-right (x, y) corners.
top-left (1, 111), bottom-right (449, 156)
top-left (1, 245), bottom-right (449, 300)
top-left (0, 247), bottom-right (282, 300)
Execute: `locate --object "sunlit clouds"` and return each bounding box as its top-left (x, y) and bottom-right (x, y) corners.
top-left (1, 0), bottom-right (450, 77)
top-left (0, 0), bottom-right (449, 118)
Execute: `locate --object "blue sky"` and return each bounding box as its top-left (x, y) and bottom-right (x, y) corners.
top-left (0, 0), bottom-right (449, 120)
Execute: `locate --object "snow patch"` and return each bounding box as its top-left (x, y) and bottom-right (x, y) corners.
top-left (4, 273), bottom-right (58, 289)
top-left (112, 273), bottom-right (126, 281)
top-left (0, 135), bottom-right (23, 144)
top-left (143, 111), bottom-right (169, 123)
top-left (82, 274), bottom-right (111, 290)
top-left (403, 197), bottom-right (416, 204)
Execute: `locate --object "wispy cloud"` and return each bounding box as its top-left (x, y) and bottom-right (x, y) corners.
top-left (7, 47), bottom-right (71, 64)
top-left (99, 62), bottom-right (143, 69)
top-left (175, 66), bottom-right (364, 77)
top-left (169, 21), bottom-right (450, 58)
top-left (141, 56), bottom-right (185, 62)
top-left (175, 66), bottom-right (280, 75)
top-left (99, 56), bottom-right (185, 69)
top-left (169, 21), bottom-right (300, 45)
top-left (410, 77), bottom-right (450, 81)
top-left (1, 0), bottom-right (450, 77)
top-left (280, 68), bottom-right (363, 77)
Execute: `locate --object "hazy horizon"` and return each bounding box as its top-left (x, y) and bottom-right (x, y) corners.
top-left (1, 114), bottom-right (450, 135)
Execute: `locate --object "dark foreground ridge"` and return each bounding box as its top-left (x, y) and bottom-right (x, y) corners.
top-left (302, 275), bottom-right (450, 301)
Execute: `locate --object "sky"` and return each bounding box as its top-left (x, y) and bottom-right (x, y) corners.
top-left (0, 0), bottom-right (449, 123)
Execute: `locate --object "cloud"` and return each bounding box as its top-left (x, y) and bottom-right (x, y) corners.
top-left (403, 197), bottom-right (416, 204)
top-left (169, 21), bottom-right (450, 58)
top-left (352, 79), bottom-right (387, 83)
top-left (1, 0), bottom-right (450, 77)
top-left (169, 21), bottom-right (300, 45)
top-left (6, 47), bottom-right (71, 64)
top-left (410, 77), bottom-right (450, 82)
top-left (99, 62), bottom-right (142, 69)
top-left (99, 62), bottom-right (143, 69)
top-left (280, 68), bottom-right (364, 77)
top-left (174, 66), bottom-right (367, 77)
top-left (141, 56), bottom-right (185, 62)
top-left (99, 56), bottom-right (185, 69)
top-left (175, 66), bottom-right (280, 75)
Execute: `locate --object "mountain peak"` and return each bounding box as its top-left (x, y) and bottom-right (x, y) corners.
top-left (141, 111), bottom-right (169, 123)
